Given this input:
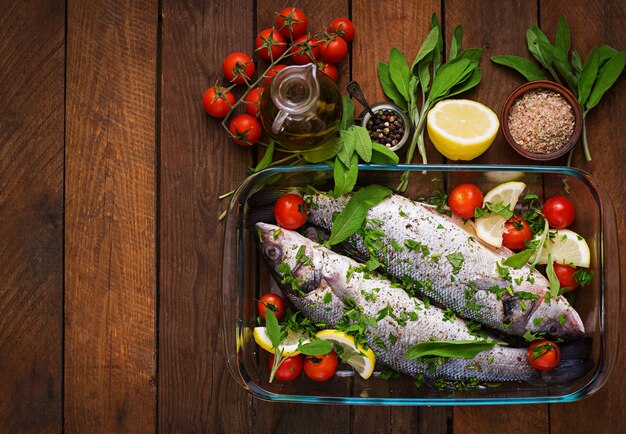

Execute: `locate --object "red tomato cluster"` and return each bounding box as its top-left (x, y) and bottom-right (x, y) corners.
top-left (202, 7), bottom-right (356, 147)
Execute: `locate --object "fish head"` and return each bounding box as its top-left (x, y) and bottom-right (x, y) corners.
top-left (526, 296), bottom-right (585, 341)
top-left (255, 222), bottom-right (324, 297)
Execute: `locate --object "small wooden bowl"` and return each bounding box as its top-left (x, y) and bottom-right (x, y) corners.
top-left (501, 80), bottom-right (583, 161)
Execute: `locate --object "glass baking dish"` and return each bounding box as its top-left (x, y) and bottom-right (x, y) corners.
top-left (221, 164), bottom-right (619, 405)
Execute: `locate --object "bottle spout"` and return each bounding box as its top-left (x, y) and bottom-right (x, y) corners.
top-left (270, 64), bottom-right (320, 119)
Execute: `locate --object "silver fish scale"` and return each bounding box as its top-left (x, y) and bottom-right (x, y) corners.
top-left (306, 193), bottom-right (569, 335)
top-left (257, 223), bottom-right (539, 383)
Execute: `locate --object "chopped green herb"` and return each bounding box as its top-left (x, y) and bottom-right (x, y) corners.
top-left (443, 307), bottom-right (456, 323)
top-left (391, 239), bottom-right (404, 251)
top-left (378, 367), bottom-right (400, 380)
top-left (389, 332), bottom-right (398, 345)
top-left (295, 245), bottom-right (313, 266)
top-left (437, 223), bottom-right (445, 230)
top-left (428, 190), bottom-right (452, 216)
top-left (446, 252), bottom-right (465, 275)
top-left (557, 314), bottom-right (566, 325)
top-left (533, 317), bottom-right (544, 327)
top-left (573, 268), bottom-right (594, 287)
top-left (496, 261), bottom-right (511, 281)
top-left (323, 293), bottom-right (333, 304)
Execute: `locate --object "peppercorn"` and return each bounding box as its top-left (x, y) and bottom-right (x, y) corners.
top-left (365, 109), bottom-right (406, 148)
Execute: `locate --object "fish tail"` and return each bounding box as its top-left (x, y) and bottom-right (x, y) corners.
top-left (539, 337), bottom-right (594, 385)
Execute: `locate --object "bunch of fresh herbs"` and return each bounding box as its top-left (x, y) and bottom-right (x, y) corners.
top-left (377, 14), bottom-right (483, 191)
top-left (491, 16), bottom-right (625, 163)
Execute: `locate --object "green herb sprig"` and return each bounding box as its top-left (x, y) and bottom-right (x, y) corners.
top-left (405, 339), bottom-right (496, 360)
top-left (378, 14), bottom-right (483, 191)
top-left (491, 16), bottom-right (625, 163)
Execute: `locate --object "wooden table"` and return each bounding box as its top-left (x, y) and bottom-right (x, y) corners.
top-left (1, 0), bottom-right (624, 432)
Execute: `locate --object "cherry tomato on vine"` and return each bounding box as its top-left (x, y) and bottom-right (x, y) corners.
top-left (264, 64), bottom-right (288, 86)
top-left (527, 339), bottom-right (561, 371)
top-left (276, 7), bottom-right (308, 39)
top-left (289, 35), bottom-right (321, 65)
top-left (229, 114), bottom-right (262, 146)
top-left (202, 85), bottom-right (234, 118)
top-left (328, 17), bottom-right (356, 42)
top-left (303, 351), bottom-right (338, 382)
top-left (269, 354), bottom-right (303, 381)
top-left (554, 263), bottom-right (578, 292)
top-left (542, 196), bottom-right (575, 229)
top-left (274, 193), bottom-right (307, 230)
top-left (243, 87), bottom-right (264, 118)
top-left (448, 183), bottom-right (484, 218)
top-left (255, 28), bottom-right (287, 61)
top-left (222, 52), bottom-right (255, 84)
top-left (319, 35), bottom-right (348, 64)
top-left (257, 293), bottom-right (286, 321)
top-left (502, 216), bottom-right (532, 250)
top-left (317, 62), bottom-right (338, 81)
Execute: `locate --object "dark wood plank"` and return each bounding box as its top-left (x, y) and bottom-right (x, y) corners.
top-left (65, 0), bottom-right (158, 431)
top-left (444, 0), bottom-right (548, 431)
top-left (159, 0), bottom-right (255, 431)
top-left (541, 1), bottom-right (626, 432)
top-left (0, 0), bottom-right (64, 432)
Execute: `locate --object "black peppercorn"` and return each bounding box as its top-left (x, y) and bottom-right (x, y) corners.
top-left (365, 108), bottom-right (406, 148)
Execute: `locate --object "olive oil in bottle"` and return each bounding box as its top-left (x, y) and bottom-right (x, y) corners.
top-left (260, 64), bottom-right (342, 151)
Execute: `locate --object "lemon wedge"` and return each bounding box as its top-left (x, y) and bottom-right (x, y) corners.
top-left (253, 327), bottom-right (309, 357)
top-left (534, 229), bottom-right (591, 268)
top-left (316, 329), bottom-right (376, 379)
top-left (474, 181), bottom-right (526, 247)
top-left (427, 99), bottom-right (499, 160)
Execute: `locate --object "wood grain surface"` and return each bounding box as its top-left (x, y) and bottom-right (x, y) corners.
top-left (65, 0), bottom-right (157, 432)
top-left (0, 0), bottom-right (624, 432)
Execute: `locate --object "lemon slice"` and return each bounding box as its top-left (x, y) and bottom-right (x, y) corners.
top-left (534, 229), bottom-right (591, 268)
top-left (316, 329), bottom-right (376, 379)
top-left (474, 181), bottom-right (526, 247)
top-left (253, 327), bottom-right (309, 357)
top-left (427, 99), bottom-right (499, 160)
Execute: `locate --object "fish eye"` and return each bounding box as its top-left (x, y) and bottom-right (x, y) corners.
top-left (264, 245), bottom-right (281, 261)
top-left (548, 325), bottom-right (558, 334)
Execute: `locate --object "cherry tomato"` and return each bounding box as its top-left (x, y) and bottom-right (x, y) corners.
top-left (243, 87), bottom-right (264, 118)
top-left (303, 351), bottom-right (338, 382)
top-left (202, 86), bottom-right (234, 118)
top-left (317, 62), bottom-right (338, 81)
top-left (257, 293), bottom-right (286, 321)
top-left (502, 216), bottom-right (532, 250)
top-left (229, 114), bottom-right (262, 146)
top-left (276, 7), bottom-right (308, 39)
top-left (527, 339), bottom-right (561, 371)
top-left (274, 193), bottom-right (307, 229)
top-left (270, 354), bottom-right (303, 381)
top-left (255, 28), bottom-right (287, 61)
top-left (448, 183), bottom-right (484, 218)
top-left (289, 35), bottom-right (321, 65)
top-left (328, 17), bottom-right (356, 42)
top-left (264, 64), bottom-right (288, 86)
top-left (319, 35), bottom-right (348, 64)
top-left (542, 196), bottom-right (575, 229)
top-left (222, 52), bottom-right (255, 84)
top-left (554, 263), bottom-right (578, 292)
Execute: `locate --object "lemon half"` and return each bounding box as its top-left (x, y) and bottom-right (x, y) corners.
top-left (316, 329), bottom-right (376, 379)
top-left (427, 99), bottom-right (499, 160)
top-left (253, 327), bottom-right (310, 357)
top-left (474, 181), bottom-right (526, 247)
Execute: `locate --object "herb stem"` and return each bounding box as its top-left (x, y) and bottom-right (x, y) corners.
top-left (581, 113), bottom-right (592, 162)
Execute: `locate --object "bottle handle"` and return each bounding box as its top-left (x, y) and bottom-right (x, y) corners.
top-left (271, 109), bottom-right (289, 134)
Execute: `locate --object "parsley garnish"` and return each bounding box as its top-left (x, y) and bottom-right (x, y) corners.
top-left (446, 252), bottom-right (464, 275)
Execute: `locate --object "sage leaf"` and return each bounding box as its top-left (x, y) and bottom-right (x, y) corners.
top-left (371, 142), bottom-right (400, 164)
top-left (585, 51), bottom-right (625, 110)
top-left (389, 48), bottom-right (412, 101)
top-left (338, 129), bottom-right (356, 166)
top-left (252, 139), bottom-right (274, 172)
top-left (527, 26), bottom-right (558, 80)
top-left (405, 339), bottom-right (496, 359)
top-left (341, 95), bottom-right (355, 130)
top-left (298, 340), bottom-right (333, 356)
top-left (449, 25), bottom-right (463, 60)
top-left (571, 50), bottom-right (583, 74)
top-left (301, 139), bottom-right (342, 163)
top-left (445, 68), bottom-right (482, 99)
top-left (378, 62), bottom-right (408, 109)
top-left (429, 58), bottom-right (472, 102)
top-left (555, 15), bottom-right (570, 58)
top-left (578, 48), bottom-right (599, 106)
top-left (491, 55), bottom-right (549, 81)
top-left (327, 184), bottom-right (392, 246)
top-left (332, 154), bottom-right (358, 197)
top-left (411, 27), bottom-right (440, 75)
top-left (546, 254), bottom-right (561, 298)
top-left (353, 126), bottom-right (373, 162)
top-left (265, 309), bottom-right (281, 349)
top-left (502, 248), bottom-right (536, 269)
top-left (431, 13), bottom-right (444, 73)
top-left (457, 48), bottom-right (483, 65)
top-left (418, 52), bottom-right (433, 94)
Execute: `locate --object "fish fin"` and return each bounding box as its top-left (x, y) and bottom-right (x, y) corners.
top-left (539, 337), bottom-right (594, 385)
